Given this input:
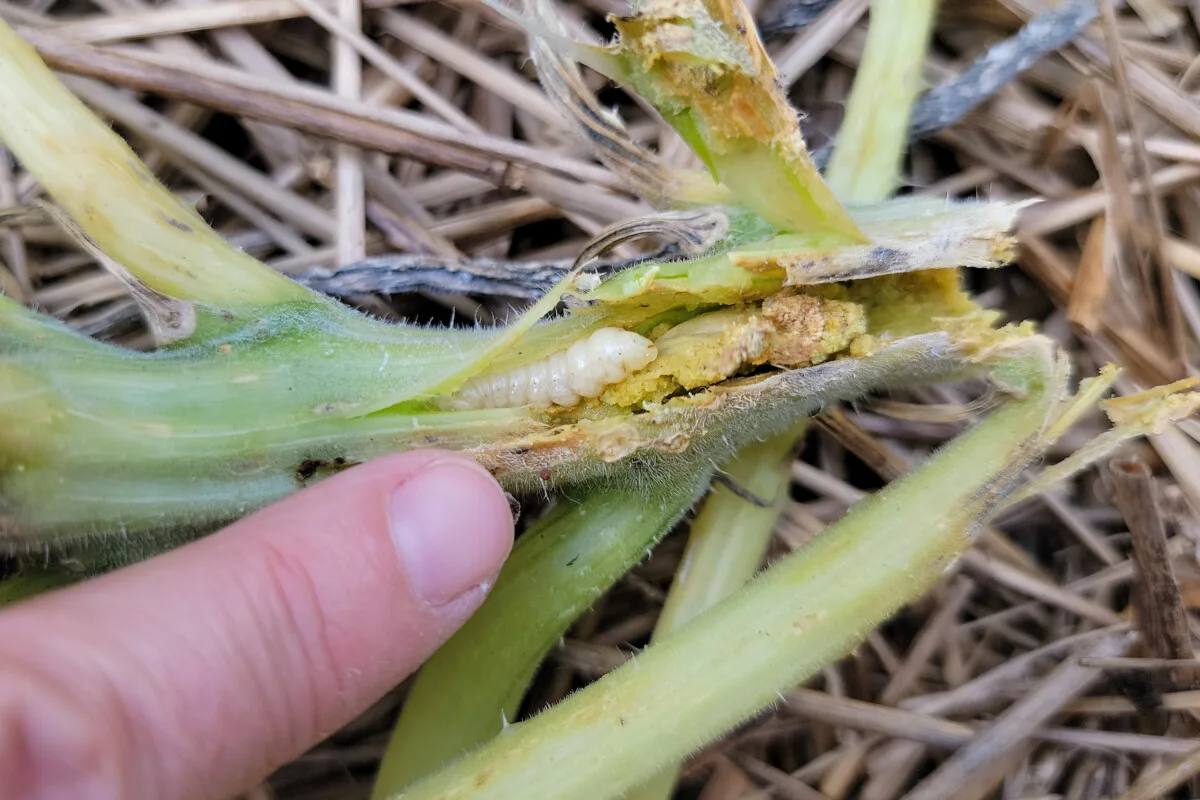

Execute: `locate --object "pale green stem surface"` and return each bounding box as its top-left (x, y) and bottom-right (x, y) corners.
top-left (625, 425), bottom-right (803, 800)
top-left (692, 136), bottom-right (863, 243)
top-left (371, 469), bottom-right (712, 798)
top-left (391, 348), bottom-right (1059, 800)
top-left (824, 0), bottom-right (938, 202)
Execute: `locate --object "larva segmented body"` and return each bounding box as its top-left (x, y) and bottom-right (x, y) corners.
top-left (444, 327), bottom-right (657, 410)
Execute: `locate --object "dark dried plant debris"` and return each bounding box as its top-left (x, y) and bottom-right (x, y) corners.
top-left (3, 0), bottom-right (1200, 798)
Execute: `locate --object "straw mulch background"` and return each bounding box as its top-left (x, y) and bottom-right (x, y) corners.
top-left (3, 0), bottom-right (1200, 798)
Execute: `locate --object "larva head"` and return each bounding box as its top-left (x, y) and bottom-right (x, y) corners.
top-left (586, 328), bottom-right (658, 381)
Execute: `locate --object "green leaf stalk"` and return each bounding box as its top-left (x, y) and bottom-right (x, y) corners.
top-left (623, 425), bottom-right (804, 800)
top-left (824, 0), bottom-right (939, 203)
top-left (371, 470), bottom-right (714, 797)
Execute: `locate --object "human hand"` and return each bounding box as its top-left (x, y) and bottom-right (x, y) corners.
top-left (0, 451), bottom-right (516, 800)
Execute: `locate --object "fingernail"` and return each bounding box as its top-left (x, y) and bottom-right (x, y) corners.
top-left (389, 458), bottom-right (515, 607)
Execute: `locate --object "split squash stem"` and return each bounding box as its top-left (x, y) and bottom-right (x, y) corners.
top-left (628, 4), bottom-right (939, 796)
top-left (392, 342), bottom-right (1063, 800)
top-left (623, 425), bottom-right (804, 800)
top-left (367, 0), bottom-right (880, 791)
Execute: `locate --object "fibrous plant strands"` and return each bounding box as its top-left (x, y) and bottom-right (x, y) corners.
top-left (901, 631), bottom-right (1138, 800)
top-left (728, 198), bottom-right (1025, 286)
top-left (11, 26), bottom-right (627, 193)
top-left (1112, 747), bottom-right (1200, 800)
top-left (515, 0), bottom-right (712, 208)
top-left (781, 686), bottom-right (1200, 756)
top-left (42, 0), bottom-right (411, 45)
top-left (372, 9), bottom-right (566, 129)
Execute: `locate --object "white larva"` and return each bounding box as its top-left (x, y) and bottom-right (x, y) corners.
top-left (442, 327), bottom-right (657, 410)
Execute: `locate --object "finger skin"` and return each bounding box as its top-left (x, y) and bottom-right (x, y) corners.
top-left (0, 451), bottom-right (515, 800)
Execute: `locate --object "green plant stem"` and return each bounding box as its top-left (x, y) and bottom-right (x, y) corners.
top-left (824, 0), bottom-right (938, 202)
top-left (0, 22), bottom-right (1024, 557)
top-left (624, 425), bottom-right (804, 800)
top-left (0, 293), bottom-right (966, 553)
top-left (390, 346), bottom-right (1061, 800)
top-left (371, 469), bottom-right (713, 798)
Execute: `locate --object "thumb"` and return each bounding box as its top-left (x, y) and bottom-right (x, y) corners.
top-left (0, 451), bottom-right (515, 800)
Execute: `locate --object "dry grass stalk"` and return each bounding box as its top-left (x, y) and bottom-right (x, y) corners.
top-left (1113, 746), bottom-right (1200, 800)
top-left (1106, 458), bottom-right (1200, 691)
top-left (900, 631), bottom-right (1137, 800)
